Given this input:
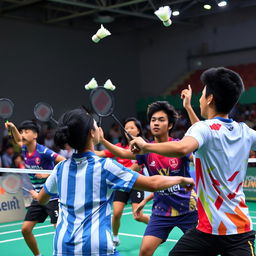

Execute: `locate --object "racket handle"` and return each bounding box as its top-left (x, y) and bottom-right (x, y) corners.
top-left (51, 117), bottom-right (59, 126)
top-left (111, 114), bottom-right (134, 140)
top-left (99, 117), bottom-right (102, 127)
top-left (22, 187), bottom-right (31, 192)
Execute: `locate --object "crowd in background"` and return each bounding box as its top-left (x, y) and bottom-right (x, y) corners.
top-left (0, 103), bottom-right (256, 170)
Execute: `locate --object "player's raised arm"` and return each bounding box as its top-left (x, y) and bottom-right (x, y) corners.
top-left (181, 84), bottom-right (200, 125)
top-left (5, 121), bottom-right (23, 147)
top-left (133, 174), bottom-right (194, 192)
top-left (99, 127), bottom-right (136, 159)
top-left (130, 136), bottom-right (199, 158)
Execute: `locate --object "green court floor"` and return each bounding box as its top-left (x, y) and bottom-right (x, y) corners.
top-left (0, 202), bottom-right (255, 256)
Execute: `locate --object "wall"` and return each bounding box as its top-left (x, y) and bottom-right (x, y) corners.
top-left (137, 6), bottom-right (256, 97)
top-left (1, 4), bottom-right (256, 133)
top-left (0, 18), bottom-right (140, 134)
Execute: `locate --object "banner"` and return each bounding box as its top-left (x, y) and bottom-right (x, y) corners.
top-left (243, 167), bottom-right (256, 201)
top-left (0, 175), bottom-right (26, 223)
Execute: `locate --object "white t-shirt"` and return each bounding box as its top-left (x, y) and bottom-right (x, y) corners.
top-left (185, 117), bottom-right (256, 235)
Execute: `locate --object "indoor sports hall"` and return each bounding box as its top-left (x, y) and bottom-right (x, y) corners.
top-left (1, 0), bottom-right (256, 255)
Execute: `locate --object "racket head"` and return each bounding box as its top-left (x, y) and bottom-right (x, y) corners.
top-left (34, 102), bottom-right (54, 122)
top-left (1, 173), bottom-right (22, 194)
top-left (90, 87), bottom-right (114, 117)
top-left (0, 98), bottom-right (14, 120)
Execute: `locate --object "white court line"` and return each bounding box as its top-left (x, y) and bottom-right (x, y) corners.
top-left (0, 219), bottom-right (255, 244)
top-left (122, 210), bottom-right (151, 216)
top-left (0, 231), bottom-right (55, 244)
top-left (118, 232), bottom-right (178, 243)
top-left (124, 205), bottom-right (153, 211)
top-left (0, 218), bottom-right (50, 229)
top-left (0, 222), bottom-right (23, 228)
top-left (0, 224), bottom-right (53, 236)
top-left (0, 231), bottom-right (176, 244)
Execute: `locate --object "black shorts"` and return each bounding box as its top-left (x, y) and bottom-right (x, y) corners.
top-left (113, 189), bottom-right (144, 204)
top-left (25, 199), bottom-right (59, 224)
top-left (169, 228), bottom-right (256, 256)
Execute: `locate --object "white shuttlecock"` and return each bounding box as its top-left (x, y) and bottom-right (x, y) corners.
top-left (84, 78), bottom-right (98, 90)
top-left (92, 25), bottom-right (111, 43)
top-left (103, 79), bottom-right (116, 91)
top-left (154, 6), bottom-right (172, 27)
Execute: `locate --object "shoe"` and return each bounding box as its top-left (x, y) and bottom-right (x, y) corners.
top-left (113, 237), bottom-right (120, 247)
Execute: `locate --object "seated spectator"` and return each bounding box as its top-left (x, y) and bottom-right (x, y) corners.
top-left (1, 143), bottom-right (14, 168)
top-left (11, 152), bottom-right (25, 169)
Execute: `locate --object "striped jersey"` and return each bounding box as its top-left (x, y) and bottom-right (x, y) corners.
top-left (185, 117), bottom-right (256, 235)
top-left (136, 138), bottom-right (197, 217)
top-left (44, 151), bottom-right (139, 256)
top-left (22, 143), bottom-right (58, 199)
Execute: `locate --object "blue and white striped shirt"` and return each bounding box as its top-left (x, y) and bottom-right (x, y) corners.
top-left (44, 151), bottom-right (139, 256)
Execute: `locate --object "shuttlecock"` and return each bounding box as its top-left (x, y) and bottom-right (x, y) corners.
top-left (84, 78), bottom-right (98, 90)
top-left (154, 6), bottom-right (172, 27)
top-left (104, 79), bottom-right (116, 91)
top-left (92, 25), bottom-right (111, 43)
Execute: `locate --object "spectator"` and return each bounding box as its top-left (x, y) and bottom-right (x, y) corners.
top-left (1, 143), bottom-right (14, 167)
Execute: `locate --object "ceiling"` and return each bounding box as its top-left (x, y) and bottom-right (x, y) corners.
top-left (1, 0), bottom-right (256, 32)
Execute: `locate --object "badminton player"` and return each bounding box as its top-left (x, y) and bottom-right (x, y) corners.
top-left (95, 117), bottom-right (149, 247)
top-left (130, 67), bottom-right (256, 256)
top-left (5, 120), bottom-right (65, 256)
top-left (36, 108), bottom-right (195, 256)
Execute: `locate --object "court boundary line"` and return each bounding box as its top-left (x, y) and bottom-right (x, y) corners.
top-left (0, 231), bottom-right (55, 244)
top-left (0, 224), bottom-right (53, 236)
top-left (0, 231), bottom-right (178, 244)
top-left (118, 232), bottom-right (178, 243)
top-left (0, 218), bottom-right (50, 228)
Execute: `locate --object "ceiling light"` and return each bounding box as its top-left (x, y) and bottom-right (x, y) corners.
top-left (172, 10), bottom-right (180, 16)
top-left (217, 1), bottom-right (227, 7)
top-left (203, 4), bottom-right (212, 10)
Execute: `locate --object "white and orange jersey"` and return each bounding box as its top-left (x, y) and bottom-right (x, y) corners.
top-left (185, 117), bottom-right (256, 235)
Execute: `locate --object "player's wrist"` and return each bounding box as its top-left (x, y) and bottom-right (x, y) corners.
top-left (185, 104), bottom-right (192, 110)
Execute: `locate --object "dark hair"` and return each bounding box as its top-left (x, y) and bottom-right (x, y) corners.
top-left (201, 67), bottom-right (244, 114)
top-left (12, 152), bottom-right (22, 162)
top-left (121, 117), bottom-right (144, 147)
top-left (147, 101), bottom-right (179, 131)
top-left (19, 120), bottom-right (40, 134)
top-left (54, 108), bottom-right (95, 151)
top-left (5, 143), bottom-right (14, 149)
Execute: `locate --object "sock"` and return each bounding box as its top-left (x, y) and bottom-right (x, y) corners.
top-left (113, 235), bottom-right (119, 241)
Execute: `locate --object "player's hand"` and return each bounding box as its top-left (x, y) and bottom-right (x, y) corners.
top-left (181, 84), bottom-right (192, 109)
top-left (130, 137), bottom-right (148, 155)
top-left (35, 173), bottom-right (49, 179)
top-left (5, 121), bottom-right (15, 130)
top-left (180, 177), bottom-right (195, 191)
top-left (133, 201), bottom-right (146, 219)
top-left (30, 190), bottom-right (39, 200)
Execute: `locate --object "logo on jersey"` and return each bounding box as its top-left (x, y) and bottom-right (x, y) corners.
top-left (149, 161), bottom-right (156, 167)
top-left (227, 126), bottom-right (234, 131)
top-left (210, 123), bottom-right (222, 130)
top-left (35, 157), bottom-right (41, 165)
top-left (169, 158), bottom-right (179, 169)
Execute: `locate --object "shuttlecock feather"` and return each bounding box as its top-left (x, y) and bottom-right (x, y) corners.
top-left (154, 6), bottom-right (172, 27)
top-left (92, 25), bottom-right (111, 43)
top-left (104, 79), bottom-right (116, 91)
top-left (84, 78), bottom-right (98, 90)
